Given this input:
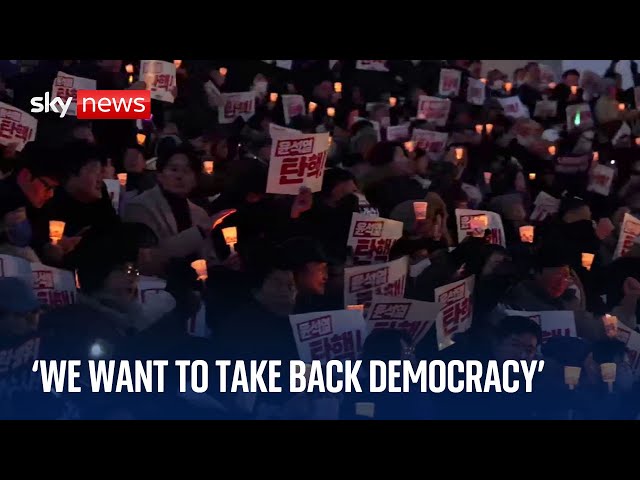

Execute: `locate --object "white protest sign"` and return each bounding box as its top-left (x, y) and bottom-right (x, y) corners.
top-left (438, 68), bottom-right (462, 97)
top-left (269, 123), bottom-right (300, 137)
top-left (530, 191), bottom-right (561, 222)
top-left (51, 71), bottom-right (96, 117)
top-left (0, 254), bottom-right (32, 283)
top-left (282, 94), bottom-right (306, 126)
top-left (466, 78), bottom-right (486, 106)
top-left (289, 310), bottom-right (367, 364)
top-left (587, 164), bottom-right (615, 196)
top-left (566, 103), bottom-right (594, 131)
top-left (555, 154), bottom-right (590, 174)
top-left (139, 60), bottom-right (176, 103)
top-left (0, 102), bottom-right (37, 152)
top-left (417, 96), bottom-right (451, 126)
top-left (455, 209), bottom-right (506, 247)
top-left (367, 295), bottom-right (442, 346)
top-left (385, 123), bottom-right (410, 142)
top-left (435, 275), bottom-right (475, 350)
top-left (347, 213), bottom-right (403, 265)
top-left (504, 309), bottom-right (577, 344)
top-left (616, 322), bottom-right (640, 377)
top-left (266, 130), bottom-right (330, 195)
top-left (31, 263), bottom-right (77, 308)
top-left (411, 129), bottom-right (448, 159)
top-left (614, 213), bottom-right (640, 259)
top-left (534, 100), bottom-right (558, 118)
top-left (275, 60), bottom-right (293, 70)
top-left (103, 179), bottom-right (121, 212)
top-left (218, 92), bottom-right (256, 125)
top-left (356, 60), bottom-right (389, 72)
top-left (344, 256), bottom-right (408, 316)
top-left (498, 96), bottom-right (530, 119)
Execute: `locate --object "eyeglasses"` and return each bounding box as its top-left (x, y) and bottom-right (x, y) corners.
top-left (36, 177), bottom-right (57, 192)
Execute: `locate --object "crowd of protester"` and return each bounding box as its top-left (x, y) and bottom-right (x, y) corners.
top-left (1, 59), bottom-right (640, 419)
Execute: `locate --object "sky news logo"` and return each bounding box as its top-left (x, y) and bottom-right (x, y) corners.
top-left (30, 90), bottom-right (151, 119)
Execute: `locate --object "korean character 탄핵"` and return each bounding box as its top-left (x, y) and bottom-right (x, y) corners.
top-left (442, 298), bottom-right (470, 336)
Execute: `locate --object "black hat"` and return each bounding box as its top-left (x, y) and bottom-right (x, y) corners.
top-left (280, 236), bottom-right (329, 271)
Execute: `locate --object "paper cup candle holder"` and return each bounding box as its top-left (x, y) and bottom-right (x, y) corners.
top-left (519, 225), bottom-right (534, 243)
top-left (49, 220), bottom-right (65, 245)
top-left (564, 366), bottom-right (581, 390)
top-left (203, 161), bottom-right (214, 175)
top-left (191, 259), bottom-right (208, 282)
top-left (413, 202), bottom-right (428, 221)
top-left (222, 226), bottom-right (238, 253)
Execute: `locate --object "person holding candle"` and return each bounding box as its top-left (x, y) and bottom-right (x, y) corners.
top-left (550, 69), bottom-right (582, 122)
top-left (517, 62), bottom-right (544, 115)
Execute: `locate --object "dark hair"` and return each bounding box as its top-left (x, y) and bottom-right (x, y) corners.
top-left (562, 69), bottom-right (580, 79)
top-left (19, 142), bottom-right (66, 182)
top-left (495, 316), bottom-right (542, 343)
top-left (366, 141), bottom-right (399, 167)
top-left (321, 167), bottom-right (356, 196)
top-left (513, 67), bottom-right (525, 77)
top-left (533, 244), bottom-right (571, 271)
top-left (58, 140), bottom-right (104, 178)
top-left (156, 143), bottom-right (201, 174)
top-left (361, 329), bottom-right (413, 363)
top-left (558, 195), bottom-right (587, 219)
top-left (591, 338), bottom-right (627, 364)
top-left (279, 236), bottom-right (328, 273)
top-left (244, 241), bottom-right (294, 288)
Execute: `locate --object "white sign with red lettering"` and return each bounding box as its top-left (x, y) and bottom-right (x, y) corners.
top-left (498, 96), bottom-right (529, 119)
top-left (417, 96), bottom-right (451, 126)
top-left (367, 295), bottom-right (442, 346)
top-left (103, 179), bottom-right (121, 212)
top-left (0, 102), bottom-right (37, 152)
top-left (385, 123), bottom-right (410, 142)
top-left (467, 78), bottom-right (486, 106)
top-left (587, 164), bottom-right (615, 196)
top-left (614, 213), bottom-right (640, 259)
top-left (266, 130), bottom-right (330, 195)
top-left (615, 322), bottom-right (640, 377)
top-left (275, 60), bottom-right (293, 70)
top-left (439, 68), bottom-right (462, 97)
top-left (435, 275), bottom-right (475, 350)
top-left (347, 213), bottom-right (403, 265)
top-left (51, 71), bottom-right (96, 117)
top-left (530, 191), bottom-right (561, 222)
top-left (505, 309), bottom-right (577, 344)
top-left (31, 263), bottom-right (77, 308)
top-left (356, 60), bottom-right (389, 72)
top-left (0, 254), bottom-right (32, 282)
top-left (411, 129), bottom-right (449, 159)
top-left (344, 256), bottom-right (409, 317)
top-left (282, 94), bottom-right (306, 126)
top-left (289, 310), bottom-right (367, 364)
top-left (566, 103), bottom-right (594, 131)
top-left (140, 60), bottom-right (176, 103)
top-left (555, 154), bottom-right (590, 174)
top-left (218, 91), bottom-right (255, 125)
top-left (455, 209), bottom-right (506, 247)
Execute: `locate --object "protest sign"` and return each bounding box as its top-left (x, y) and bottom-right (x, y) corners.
top-left (367, 295), bottom-right (442, 345)
top-left (615, 322), bottom-right (640, 377)
top-left (455, 209), bottom-right (506, 246)
top-left (587, 164), bottom-right (615, 196)
top-left (385, 123), bottom-right (410, 142)
top-left (555, 154), bottom-right (590, 174)
top-left (266, 130), bottom-right (330, 195)
top-left (140, 60), bottom-right (176, 103)
top-left (31, 263), bottom-right (76, 307)
top-left (438, 68), bottom-right (461, 97)
top-left (466, 78), bottom-right (486, 106)
top-left (282, 94), bottom-right (306, 125)
top-left (0, 254), bottom-right (32, 282)
top-left (0, 102), bottom-right (37, 152)
top-left (103, 179), bottom-right (121, 212)
top-left (498, 96), bottom-right (529, 119)
top-left (504, 310), bottom-right (577, 344)
top-left (269, 123), bottom-right (299, 136)
top-left (347, 213), bottom-right (403, 265)
top-left (356, 60), bottom-right (389, 72)
top-left (534, 100), bottom-right (558, 118)
top-left (289, 310), bottom-right (367, 364)
top-left (218, 92), bottom-right (255, 124)
top-left (566, 103), bottom-right (594, 131)
top-left (344, 256), bottom-right (408, 316)
top-left (614, 213), bottom-right (640, 259)
top-left (417, 96), bottom-right (451, 127)
top-left (411, 129), bottom-right (448, 159)
top-left (435, 276), bottom-right (475, 350)
top-left (51, 71), bottom-right (96, 117)
top-left (530, 191), bottom-right (561, 222)
top-left (275, 60), bottom-right (293, 70)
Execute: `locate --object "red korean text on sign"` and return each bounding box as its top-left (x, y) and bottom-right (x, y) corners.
top-left (370, 302), bottom-right (411, 320)
top-left (541, 327), bottom-right (572, 344)
top-left (297, 315), bottom-right (333, 342)
top-left (371, 319), bottom-right (428, 342)
top-left (224, 98), bottom-right (255, 120)
top-left (0, 108), bottom-right (31, 143)
top-left (440, 297), bottom-right (471, 336)
top-left (353, 221), bottom-right (384, 238)
top-left (309, 330), bottom-right (363, 363)
top-left (353, 238), bottom-right (394, 263)
top-left (152, 74), bottom-right (174, 92)
top-left (55, 76), bottom-right (76, 101)
top-left (278, 151), bottom-right (326, 186)
top-left (443, 76), bottom-right (459, 93)
top-left (349, 266), bottom-right (389, 294)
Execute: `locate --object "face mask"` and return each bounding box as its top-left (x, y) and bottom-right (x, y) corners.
top-left (6, 220), bottom-right (32, 247)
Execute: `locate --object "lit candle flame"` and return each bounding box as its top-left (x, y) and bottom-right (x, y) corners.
top-left (334, 82), bottom-right (342, 93)
top-left (117, 173), bottom-right (127, 187)
top-left (475, 124), bottom-right (483, 134)
top-left (218, 67), bottom-right (228, 77)
top-left (190, 259), bottom-right (208, 281)
top-left (49, 220), bottom-right (65, 245)
top-left (136, 133), bottom-right (146, 146)
top-left (504, 82), bottom-right (513, 93)
top-left (327, 107), bottom-right (336, 117)
top-left (269, 92), bottom-right (278, 103)
top-left (548, 145), bottom-right (556, 156)
top-left (125, 64), bottom-right (134, 74)
top-left (389, 96), bottom-right (397, 107)
top-left (173, 60), bottom-right (182, 69)
top-left (485, 123), bottom-right (494, 134)
top-left (308, 102), bottom-right (317, 113)
top-left (570, 85), bottom-right (578, 95)
top-left (203, 161), bottom-right (214, 175)
top-left (529, 173), bottom-right (536, 181)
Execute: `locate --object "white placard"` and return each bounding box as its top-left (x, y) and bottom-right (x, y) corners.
top-left (385, 123), bottom-right (410, 142)
top-left (103, 179), bottom-right (121, 212)
top-left (282, 94), bottom-right (306, 126)
top-left (466, 78), bottom-right (486, 106)
top-left (498, 96), bottom-right (530, 119)
top-left (51, 71), bottom-right (97, 117)
top-left (0, 254), bottom-right (32, 283)
top-left (275, 60), bottom-right (293, 70)
top-left (530, 191), bottom-right (561, 222)
top-left (435, 275), bottom-right (475, 350)
top-left (411, 129), bottom-right (448, 159)
top-left (505, 309), bottom-right (577, 344)
top-left (555, 154), bottom-right (590, 174)
top-left (417, 96), bottom-right (451, 127)
top-left (0, 102), bottom-right (37, 152)
top-left (356, 60), bottom-right (389, 72)
top-left (587, 164), bottom-right (615, 196)
top-left (438, 68), bottom-right (462, 97)
top-left (218, 91), bottom-right (256, 124)
top-left (616, 322), bottom-right (640, 377)
top-left (455, 208), bottom-right (506, 247)
top-left (347, 213), bottom-right (403, 265)
top-left (31, 263), bottom-right (77, 308)
top-left (139, 60), bottom-right (176, 103)
top-left (614, 213), bottom-right (640, 259)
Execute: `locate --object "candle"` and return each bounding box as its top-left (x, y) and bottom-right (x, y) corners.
top-left (203, 160), bottom-right (214, 175)
top-left (308, 101), bottom-right (317, 113)
top-left (483, 171), bottom-right (492, 184)
top-left (389, 96), bottom-right (397, 107)
top-left (334, 82), bottom-right (342, 93)
top-left (618, 103), bottom-right (625, 111)
top-left (222, 226), bottom-right (238, 253)
top-left (218, 67), bottom-right (228, 77)
top-left (504, 82), bottom-right (513, 93)
top-left (636, 138), bottom-right (640, 146)
top-left (475, 124), bottom-right (483, 134)
top-left (269, 92), bottom-right (278, 103)
top-left (548, 82), bottom-right (557, 90)
top-left (128, 75), bottom-right (134, 84)
top-left (600, 363), bottom-right (616, 393)
top-left (125, 64), bottom-right (134, 74)
top-left (480, 78), bottom-right (487, 84)
top-left (548, 145), bottom-right (556, 156)
top-left (173, 60), bottom-right (182, 69)
top-left (581, 252), bottom-right (594, 271)
top-left (485, 123), bottom-right (494, 134)
top-left (190, 259), bottom-right (208, 281)
top-left (564, 366), bottom-right (581, 390)
top-left (519, 225), bottom-right (534, 243)
top-left (327, 107), bottom-right (336, 117)
top-left (49, 220), bottom-right (65, 245)
top-left (403, 141), bottom-right (415, 153)
top-left (413, 202), bottom-right (428, 220)
top-left (570, 85), bottom-right (578, 95)
top-left (592, 151), bottom-right (599, 162)
top-left (136, 133), bottom-right (146, 146)
top-left (528, 172), bottom-right (536, 181)
top-left (455, 147), bottom-right (464, 161)
top-left (470, 215), bottom-right (488, 231)
top-left (346, 305), bottom-right (365, 312)
top-left (117, 173), bottom-right (127, 187)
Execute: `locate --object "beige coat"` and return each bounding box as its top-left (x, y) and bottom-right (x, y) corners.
top-left (123, 186), bottom-right (216, 277)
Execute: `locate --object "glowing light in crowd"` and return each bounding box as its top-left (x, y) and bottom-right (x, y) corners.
top-left (611, 160), bottom-right (616, 165)
top-left (485, 123), bottom-right (493, 134)
top-left (581, 252), bottom-right (594, 271)
top-left (564, 366), bottom-right (581, 390)
top-left (601, 363), bottom-right (616, 393)
top-left (504, 82), bottom-right (513, 93)
top-left (404, 141), bottom-right (415, 153)
top-left (117, 173), bottom-right (127, 187)
top-left (483, 172), bottom-right (492, 184)
top-left (529, 173), bottom-right (536, 181)
top-left (136, 133), bottom-right (146, 146)
top-left (334, 82), bottom-right (342, 93)
top-left (89, 342), bottom-right (105, 359)
top-left (635, 138), bottom-right (640, 146)
top-left (455, 147), bottom-right (464, 161)
top-left (519, 225), bottom-right (534, 243)
top-left (389, 97), bottom-right (397, 107)
top-left (574, 111), bottom-right (581, 126)
top-left (327, 107), bottom-right (336, 117)
top-left (570, 85), bottom-right (577, 95)
top-left (128, 75), bottom-right (134, 84)
top-left (548, 82), bottom-right (557, 89)
top-left (413, 202), bottom-right (428, 220)
top-left (191, 259), bottom-right (208, 281)
top-left (308, 102), bottom-right (317, 113)
top-left (480, 78), bottom-right (487, 84)
top-left (125, 64), bottom-right (134, 74)
top-left (219, 67), bottom-right (228, 77)
top-left (548, 145), bottom-right (556, 156)
top-left (49, 220), bottom-right (65, 245)
top-left (222, 226), bottom-right (238, 253)
top-left (203, 161), bottom-right (214, 175)
top-left (173, 60), bottom-right (182, 69)
top-left (593, 151), bottom-right (599, 162)
top-left (269, 92), bottom-right (278, 103)
top-left (346, 305), bottom-right (364, 312)
top-left (618, 103), bottom-right (626, 111)
top-left (475, 124), bottom-right (483, 134)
